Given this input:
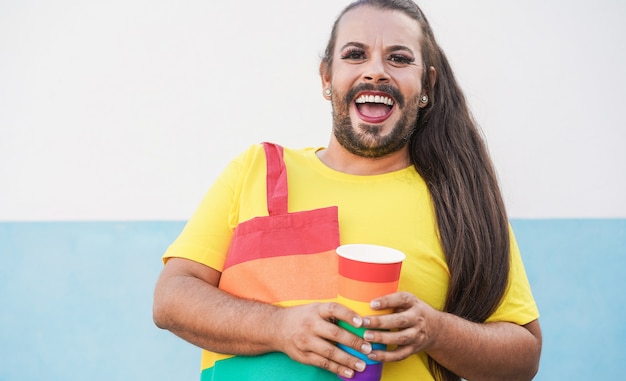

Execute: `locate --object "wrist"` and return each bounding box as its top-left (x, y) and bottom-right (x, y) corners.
top-left (263, 305), bottom-right (287, 353)
top-left (425, 308), bottom-right (451, 353)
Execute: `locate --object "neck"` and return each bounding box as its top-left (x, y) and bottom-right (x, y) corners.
top-left (316, 138), bottom-right (411, 175)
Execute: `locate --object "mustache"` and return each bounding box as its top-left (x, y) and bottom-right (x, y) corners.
top-left (345, 83), bottom-right (405, 108)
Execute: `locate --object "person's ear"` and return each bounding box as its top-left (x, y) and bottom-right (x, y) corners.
top-left (419, 66), bottom-right (437, 108)
top-left (428, 66), bottom-right (437, 90)
top-left (320, 61), bottom-right (332, 99)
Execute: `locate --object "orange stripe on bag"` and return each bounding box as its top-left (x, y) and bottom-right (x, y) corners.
top-left (219, 250), bottom-right (338, 304)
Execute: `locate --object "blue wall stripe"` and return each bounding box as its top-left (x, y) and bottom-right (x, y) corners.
top-left (510, 219), bottom-right (626, 379)
top-left (1, 219), bottom-right (624, 380)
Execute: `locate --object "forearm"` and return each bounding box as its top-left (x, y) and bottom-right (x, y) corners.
top-left (153, 267), bottom-right (282, 355)
top-left (154, 258), bottom-right (376, 378)
top-left (427, 313), bottom-right (541, 381)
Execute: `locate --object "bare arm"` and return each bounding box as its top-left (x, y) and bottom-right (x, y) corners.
top-left (152, 257), bottom-right (372, 378)
top-left (361, 292), bottom-right (542, 381)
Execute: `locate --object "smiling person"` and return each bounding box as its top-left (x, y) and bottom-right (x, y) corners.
top-left (153, 1), bottom-right (542, 380)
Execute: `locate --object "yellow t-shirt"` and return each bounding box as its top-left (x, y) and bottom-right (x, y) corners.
top-left (164, 144), bottom-right (539, 381)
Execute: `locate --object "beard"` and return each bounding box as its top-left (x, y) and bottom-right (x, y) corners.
top-left (331, 83), bottom-right (420, 158)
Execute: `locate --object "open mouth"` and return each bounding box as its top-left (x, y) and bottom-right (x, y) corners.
top-left (354, 92), bottom-right (395, 123)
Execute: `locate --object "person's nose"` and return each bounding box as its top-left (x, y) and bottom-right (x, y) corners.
top-left (362, 54), bottom-right (389, 84)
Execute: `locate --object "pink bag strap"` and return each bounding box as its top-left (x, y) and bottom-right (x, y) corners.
top-left (262, 142), bottom-right (288, 215)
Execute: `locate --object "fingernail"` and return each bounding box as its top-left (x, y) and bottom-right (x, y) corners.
top-left (368, 353), bottom-right (378, 361)
top-left (361, 342), bottom-right (372, 353)
top-left (352, 316), bottom-right (362, 326)
top-left (363, 331), bottom-right (374, 341)
top-left (343, 369), bottom-right (354, 378)
top-left (370, 300), bottom-right (381, 309)
top-left (362, 317), bottom-right (371, 326)
top-left (355, 361), bottom-right (366, 372)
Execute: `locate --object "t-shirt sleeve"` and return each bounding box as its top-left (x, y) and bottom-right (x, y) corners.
top-left (486, 225), bottom-right (540, 325)
top-left (161, 145), bottom-right (261, 271)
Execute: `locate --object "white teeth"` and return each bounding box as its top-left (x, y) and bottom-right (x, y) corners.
top-left (355, 94), bottom-right (394, 106)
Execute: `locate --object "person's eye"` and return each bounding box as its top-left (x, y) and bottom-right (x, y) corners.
top-left (341, 48), bottom-right (366, 61)
top-left (389, 54), bottom-right (415, 65)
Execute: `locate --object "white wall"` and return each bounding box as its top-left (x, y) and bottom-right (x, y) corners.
top-left (1, 0), bottom-right (624, 221)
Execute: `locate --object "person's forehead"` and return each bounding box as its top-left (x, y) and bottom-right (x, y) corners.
top-left (335, 6), bottom-right (422, 49)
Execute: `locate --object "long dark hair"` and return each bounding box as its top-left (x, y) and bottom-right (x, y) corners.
top-left (321, 1), bottom-right (511, 380)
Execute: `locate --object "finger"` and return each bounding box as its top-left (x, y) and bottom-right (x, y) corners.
top-left (300, 337), bottom-right (368, 378)
top-left (367, 344), bottom-right (416, 363)
top-left (320, 314), bottom-right (374, 359)
top-left (362, 310), bottom-right (412, 330)
top-left (364, 326), bottom-right (420, 347)
top-left (319, 303), bottom-right (376, 349)
top-left (370, 291), bottom-right (416, 312)
top-left (362, 327), bottom-right (426, 362)
top-left (320, 302), bottom-right (364, 328)
top-left (308, 351), bottom-right (366, 379)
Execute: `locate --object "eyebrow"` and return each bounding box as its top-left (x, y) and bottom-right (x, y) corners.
top-left (339, 42), bottom-right (415, 56)
top-left (340, 42), bottom-right (366, 51)
top-left (387, 45), bottom-right (415, 56)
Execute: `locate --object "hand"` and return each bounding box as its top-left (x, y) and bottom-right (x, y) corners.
top-left (273, 302), bottom-right (374, 378)
top-left (360, 291), bottom-right (441, 363)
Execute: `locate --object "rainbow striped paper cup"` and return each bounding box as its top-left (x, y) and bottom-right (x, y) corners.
top-left (335, 244), bottom-right (405, 381)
